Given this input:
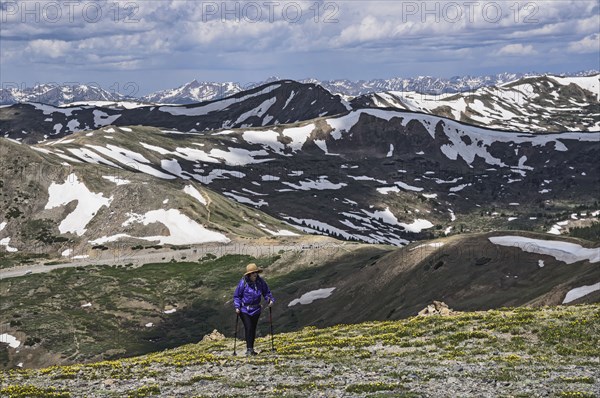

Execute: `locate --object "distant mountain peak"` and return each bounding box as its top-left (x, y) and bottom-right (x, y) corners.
top-left (263, 75), bottom-right (283, 83)
top-left (1, 70), bottom-right (597, 107)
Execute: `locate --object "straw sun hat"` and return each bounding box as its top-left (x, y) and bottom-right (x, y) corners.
top-left (244, 263), bottom-right (263, 276)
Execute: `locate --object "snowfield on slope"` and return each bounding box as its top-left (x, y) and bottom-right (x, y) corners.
top-left (288, 288), bottom-right (336, 306)
top-left (488, 236), bottom-right (600, 264)
top-left (90, 209), bottom-right (230, 246)
top-left (45, 174), bottom-right (113, 236)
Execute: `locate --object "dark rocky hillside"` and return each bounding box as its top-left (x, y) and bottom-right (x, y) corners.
top-left (0, 81), bottom-right (349, 143)
top-left (4, 109), bottom-right (595, 251)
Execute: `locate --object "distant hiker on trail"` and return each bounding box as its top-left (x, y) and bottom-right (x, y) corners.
top-left (233, 263), bottom-right (274, 356)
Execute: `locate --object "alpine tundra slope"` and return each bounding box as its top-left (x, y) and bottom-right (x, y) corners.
top-left (0, 75), bottom-right (598, 370)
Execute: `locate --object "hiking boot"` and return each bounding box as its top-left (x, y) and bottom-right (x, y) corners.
top-left (246, 349), bottom-right (258, 356)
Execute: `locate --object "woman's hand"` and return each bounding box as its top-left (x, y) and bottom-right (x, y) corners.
top-left (268, 300), bottom-right (274, 307)
top-left (235, 308), bottom-right (240, 314)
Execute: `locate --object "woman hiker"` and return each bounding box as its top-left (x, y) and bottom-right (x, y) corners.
top-left (233, 263), bottom-right (275, 356)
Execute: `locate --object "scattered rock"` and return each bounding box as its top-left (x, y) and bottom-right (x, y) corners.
top-left (201, 329), bottom-right (225, 342)
top-left (418, 301), bottom-right (456, 316)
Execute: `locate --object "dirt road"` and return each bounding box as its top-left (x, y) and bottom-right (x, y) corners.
top-left (0, 238), bottom-right (355, 279)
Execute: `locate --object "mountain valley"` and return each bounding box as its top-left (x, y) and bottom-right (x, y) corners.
top-left (0, 74), bottom-right (598, 374)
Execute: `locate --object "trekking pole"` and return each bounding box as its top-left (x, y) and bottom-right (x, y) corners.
top-left (233, 313), bottom-right (239, 356)
top-left (269, 306), bottom-right (275, 352)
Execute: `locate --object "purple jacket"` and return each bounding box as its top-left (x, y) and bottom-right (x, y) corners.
top-left (233, 276), bottom-right (274, 316)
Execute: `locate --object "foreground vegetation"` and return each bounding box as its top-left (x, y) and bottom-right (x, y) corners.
top-left (0, 304), bottom-right (598, 397)
top-left (0, 245), bottom-right (391, 368)
top-left (0, 254), bottom-right (279, 366)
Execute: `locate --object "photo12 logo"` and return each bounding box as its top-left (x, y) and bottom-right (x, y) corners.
top-left (1, 1), bottom-right (140, 23)
top-left (200, 1), bottom-right (339, 23)
top-left (1, 80), bottom-right (140, 101)
top-left (399, 1), bottom-right (539, 24)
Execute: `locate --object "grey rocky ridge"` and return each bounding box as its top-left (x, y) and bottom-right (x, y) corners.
top-left (0, 72), bottom-right (598, 396)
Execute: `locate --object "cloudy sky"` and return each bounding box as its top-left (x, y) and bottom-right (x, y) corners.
top-left (1, 0), bottom-right (598, 95)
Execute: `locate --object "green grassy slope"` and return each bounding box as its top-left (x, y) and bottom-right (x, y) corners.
top-left (0, 304), bottom-right (598, 397)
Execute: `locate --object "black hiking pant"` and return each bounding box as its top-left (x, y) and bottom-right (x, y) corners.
top-left (240, 311), bottom-right (260, 350)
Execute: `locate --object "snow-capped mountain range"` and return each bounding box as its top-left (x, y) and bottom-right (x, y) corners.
top-left (141, 80), bottom-right (242, 105)
top-left (0, 83), bottom-right (128, 107)
top-left (1, 74), bottom-right (597, 144)
top-left (0, 81), bottom-right (351, 143)
top-left (352, 75), bottom-right (600, 132)
top-left (1, 71), bottom-right (597, 106)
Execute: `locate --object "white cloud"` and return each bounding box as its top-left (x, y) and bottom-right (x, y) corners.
top-left (333, 7), bottom-right (481, 48)
top-left (509, 16), bottom-right (600, 39)
top-left (1, 0), bottom-right (597, 90)
top-left (568, 33), bottom-right (600, 54)
top-left (497, 43), bottom-right (537, 56)
top-left (26, 39), bottom-right (70, 58)
top-left (336, 15), bottom-right (399, 45)
top-left (188, 20), bottom-right (287, 47)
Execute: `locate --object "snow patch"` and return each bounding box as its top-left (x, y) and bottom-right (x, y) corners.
top-left (282, 177), bottom-right (346, 191)
top-left (288, 288), bottom-right (336, 306)
top-left (234, 97), bottom-right (276, 125)
top-left (377, 186), bottom-right (400, 195)
top-left (45, 174), bottom-right (113, 236)
top-left (261, 175), bottom-right (280, 182)
top-left (562, 283), bottom-right (600, 304)
top-left (281, 124), bottom-right (315, 152)
top-left (158, 84), bottom-right (281, 116)
top-left (489, 236), bottom-right (600, 264)
top-left (261, 227), bottom-right (300, 236)
top-left (387, 144), bottom-right (394, 157)
top-left (93, 110), bottom-right (121, 126)
top-left (90, 209), bottom-right (229, 245)
top-left (362, 208), bottom-right (433, 232)
top-left (86, 144), bottom-right (176, 179)
top-left (223, 192), bottom-right (268, 207)
top-left (102, 175), bottom-right (130, 185)
top-left (66, 119), bottom-right (80, 131)
top-left (0, 237), bottom-right (18, 252)
top-left (411, 242), bottom-right (445, 250)
top-left (183, 185), bottom-right (207, 205)
top-left (67, 148), bottom-right (121, 167)
top-left (242, 130), bottom-right (284, 153)
top-left (0, 334), bottom-right (21, 348)
top-left (395, 181), bottom-right (423, 192)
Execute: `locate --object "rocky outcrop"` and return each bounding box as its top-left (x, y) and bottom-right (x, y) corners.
top-left (418, 301), bottom-right (456, 316)
top-left (201, 330), bottom-right (225, 343)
